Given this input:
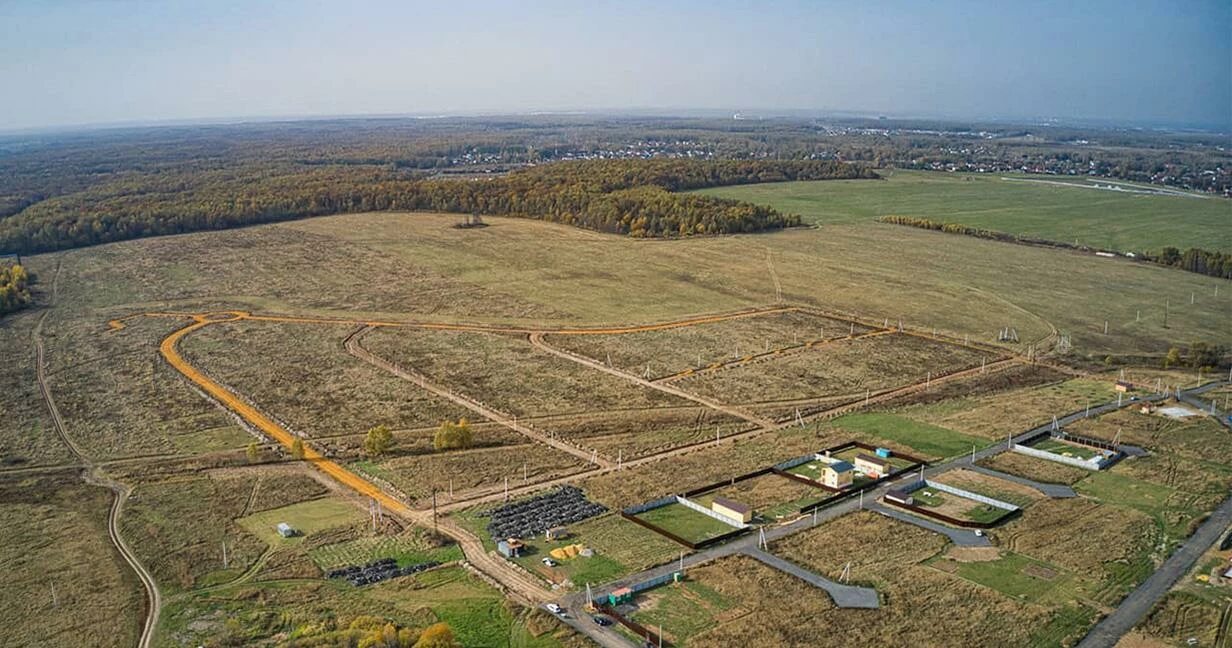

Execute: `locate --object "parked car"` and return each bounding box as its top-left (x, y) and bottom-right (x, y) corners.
top-left (545, 603), bottom-right (565, 616)
top-left (974, 530), bottom-right (984, 537)
top-left (542, 557), bottom-right (557, 567)
top-left (592, 615), bottom-right (613, 627)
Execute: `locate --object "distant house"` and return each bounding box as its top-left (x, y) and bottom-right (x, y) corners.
top-left (276, 522), bottom-right (297, 538)
top-left (711, 497), bottom-right (752, 523)
top-left (1139, 402), bottom-right (1156, 415)
top-left (854, 453), bottom-right (893, 478)
top-left (1114, 381), bottom-right (1133, 393)
top-left (545, 527), bottom-right (568, 541)
top-left (885, 489), bottom-right (914, 506)
top-left (821, 461), bottom-right (855, 489)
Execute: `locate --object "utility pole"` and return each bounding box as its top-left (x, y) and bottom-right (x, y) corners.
top-left (222, 540), bottom-right (228, 569)
top-left (50, 582), bottom-right (58, 608)
top-left (971, 445), bottom-right (976, 464)
top-left (432, 489), bottom-right (438, 532)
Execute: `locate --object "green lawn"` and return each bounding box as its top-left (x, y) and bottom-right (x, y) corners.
top-left (237, 497), bottom-right (366, 546)
top-left (308, 534), bottom-right (463, 570)
top-left (832, 413), bottom-right (987, 460)
top-left (635, 503), bottom-right (740, 544)
top-left (696, 170), bottom-right (1232, 253)
top-left (1031, 438), bottom-right (1104, 461)
top-left (1075, 471), bottom-right (1176, 515)
top-left (628, 580), bottom-right (735, 645)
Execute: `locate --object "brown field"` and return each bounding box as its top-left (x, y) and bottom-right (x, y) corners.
top-left (998, 498), bottom-right (1155, 577)
top-left (545, 310), bottom-right (872, 377)
top-left (744, 394), bottom-right (862, 422)
top-left (0, 310), bottom-right (74, 468)
top-left (540, 408), bottom-right (752, 459)
top-left (882, 364), bottom-right (1072, 409)
top-left (354, 443), bottom-right (591, 505)
top-left (361, 328), bottom-right (692, 417)
top-left (1067, 407), bottom-right (1232, 461)
top-left (0, 474), bottom-right (143, 648)
top-left (181, 320), bottom-right (472, 438)
top-left (978, 451), bottom-right (1091, 485)
top-left (1138, 592), bottom-right (1222, 647)
top-left (680, 512), bottom-right (1049, 647)
top-left (898, 378), bottom-right (1123, 441)
top-left (931, 468), bottom-right (1047, 507)
top-left (42, 314), bottom-right (252, 460)
top-left (580, 427), bottom-right (837, 509)
top-left (120, 473), bottom-right (268, 592)
top-left (674, 333), bottom-right (988, 404)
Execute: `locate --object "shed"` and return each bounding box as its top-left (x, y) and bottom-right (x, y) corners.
top-left (545, 526), bottom-right (568, 541)
top-left (854, 453), bottom-right (893, 477)
top-left (276, 522), bottom-right (296, 538)
top-left (711, 496), bottom-right (752, 523)
top-left (608, 587), bottom-right (633, 605)
top-left (1139, 402), bottom-right (1156, 414)
top-left (875, 447), bottom-right (892, 459)
top-left (885, 489), bottom-right (914, 506)
top-left (1114, 381), bottom-right (1133, 393)
top-left (497, 538), bottom-right (525, 558)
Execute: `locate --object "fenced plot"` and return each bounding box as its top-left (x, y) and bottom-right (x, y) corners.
top-left (308, 533), bottom-right (462, 571)
top-left (632, 502), bottom-right (747, 546)
top-left (539, 407), bottom-right (752, 459)
top-left (690, 473), bottom-right (826, 520)
top-left (889, 478), bottom-right (1020, 527)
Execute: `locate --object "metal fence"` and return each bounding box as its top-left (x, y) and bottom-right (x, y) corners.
top-left (675, 495), bottom-right (748, 529)
top-left (924, 479), bottom-right (1018, 511)
top-left (1012, 444), bottom-right (1104, 470)
top-left (622, 495), bottom-right (678, 516)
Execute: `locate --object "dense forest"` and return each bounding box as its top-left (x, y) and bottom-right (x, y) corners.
top-left (0, 263), bottom-right (31, 315)
top-left (1, 116), bottom-right (1226, 254)
top-left (879, 216), bottom-right (1232, 279)
top-left (0, 157), bottom-right (871, 253)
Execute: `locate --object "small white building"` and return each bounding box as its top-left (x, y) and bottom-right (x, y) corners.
top-left (276, 522), bottom-right (296, 538)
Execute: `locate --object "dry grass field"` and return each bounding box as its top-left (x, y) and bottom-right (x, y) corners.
top-left (353, 443), bottom-right (591, 505)
top-left (0, 310), bottom-right (74, 467)
top-left (978, 451), bottom-right (1092, 485)
top-left (0, 474), bottom-right (143, 648)
top-left (181, 320), bottom-right (472, 439)
top-left (581, 427), bottom-right (836, 509)
top-left (1137, 592), bottom-right (1223, 647)
top-left (675, 333), bottom-right (988, 404)
top-left (361, 328), bottom-right (692, 417)
top-left (534, 408), bottom-right (752, 459)
top-left (931, 468), bottom-right (1047, 507)
top-left (42, 314), bottom-right (253, 460)
top-left (675, 511), bottom-right (1053, 647)
top-left (896, 378), bottom-right (1123, 441)
top-left (545, 310), bottom-right (872, 377)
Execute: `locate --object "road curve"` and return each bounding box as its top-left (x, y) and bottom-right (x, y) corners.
top-left (36, 264), bottom-right (162, 648)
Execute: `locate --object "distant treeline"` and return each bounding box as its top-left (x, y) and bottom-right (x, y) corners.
top-left (0, 263), bottom-right (31, 315)
top-left (0, 159), bottom-right (872, 254)
top-left (879, 216), bottom-right (1232, 279)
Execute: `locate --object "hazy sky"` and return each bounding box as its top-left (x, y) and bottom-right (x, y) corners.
top-left (2, 0), bottom-right (1229, 130)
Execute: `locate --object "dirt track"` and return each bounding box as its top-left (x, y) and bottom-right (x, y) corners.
top-left (138, 303), bottom-right (1032, 614)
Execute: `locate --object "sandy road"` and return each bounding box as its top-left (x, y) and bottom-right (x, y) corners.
top-left (158, 315), bottom-right (553, 604)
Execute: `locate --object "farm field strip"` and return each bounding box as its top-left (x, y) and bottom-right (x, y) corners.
top-left (654, 328), bottom-right (895, 383)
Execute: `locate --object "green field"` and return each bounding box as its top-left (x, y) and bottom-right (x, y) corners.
top-left (635, 503), bottom-right (740, 544)
top-left (1030, 438), bottom-right (1105, 461)
top-left (930, 552), bottom-right (1093, 606)
top-left (238, 498), bottom-right (367, 546)
top-left (697, 170), bottom-right (1232, 253)
top-left (832, 413), bottom-right (987, 460)
top-left (308, 534), bottom-right (463, 571)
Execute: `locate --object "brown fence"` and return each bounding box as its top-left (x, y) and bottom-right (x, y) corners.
top-left (681, 466), bottom-right (776, 498)
top-left (594, 603), bottom-right (670, 647)
top-left (883, 498), bottom-right (1022, 529)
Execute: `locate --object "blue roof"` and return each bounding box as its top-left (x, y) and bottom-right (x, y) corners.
top-left (828, 461), bottom-right (854, 473)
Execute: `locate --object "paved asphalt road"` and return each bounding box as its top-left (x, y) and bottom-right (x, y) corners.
top-left (965, 464), bottom-right (1076, 498)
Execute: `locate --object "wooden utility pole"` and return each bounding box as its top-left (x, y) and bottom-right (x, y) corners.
top-left (432, 489), bottom-right (438, 532)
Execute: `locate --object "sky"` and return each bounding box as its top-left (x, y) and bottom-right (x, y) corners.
top-left (1, 0), bottom-right (1229, 131)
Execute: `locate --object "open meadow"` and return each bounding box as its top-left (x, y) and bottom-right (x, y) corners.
top-left (697, 170), bottom-right (1232, 253)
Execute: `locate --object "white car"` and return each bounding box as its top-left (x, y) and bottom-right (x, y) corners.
top-left (545, 603), bottom-right (565, 616)
top-left (542, 557), bottom-right (557, 567)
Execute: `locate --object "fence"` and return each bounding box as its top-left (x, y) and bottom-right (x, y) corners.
top-left (922, 479), bottom-right (1018, 511)
top-left (675, 495), bottom-right (748, 529)
top-left (593, 603), bottom-right (670, 647)
top-left (774, 455), bottom-right (813, 471)
top-left (1012, 444), bottom-right (1106, 470)
top-left (623, 495), bottom-right (678, 516)
top-left (1052, 430), bottom-right (1122, 453)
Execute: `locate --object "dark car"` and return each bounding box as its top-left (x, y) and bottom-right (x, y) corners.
top-left (592, 615), bottom-right (613, 627)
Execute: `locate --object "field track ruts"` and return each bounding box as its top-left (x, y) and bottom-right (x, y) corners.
top-left (36, 261), bottom-right (162, 648)
top-left (344, 326), bottom-right (612, 468)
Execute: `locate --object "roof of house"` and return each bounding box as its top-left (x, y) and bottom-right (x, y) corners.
top-left (826, 460), bottom-right (855, 473)
top-left (855, 453), bottom-right (892, 467)
top-left (277, 522), bottom-right (293, 530)
top-left (711, 496), bottom-right (751, 514)
top-left (886, 489), bottom-right (913, 501)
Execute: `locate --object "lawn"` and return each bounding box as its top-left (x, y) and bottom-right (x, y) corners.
top-left (692, 473), bottom-right (825, 520)
top-left (635, 503), bottom-right (741, 544)
top-left (507, 514), bottom-right (684, 589)
top-left (308, 533), bottom-right (463, 571)
top-left (627, 580), bottom-right (737, 646)
top-left (238, 497), bottom-right (368, 546)
top-left (696, 170), bottom-right (1232, 253)
top-left (1030, 437), bottom-right (1105, 461)
top-left (830, 413), bottom-right (986, 460)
